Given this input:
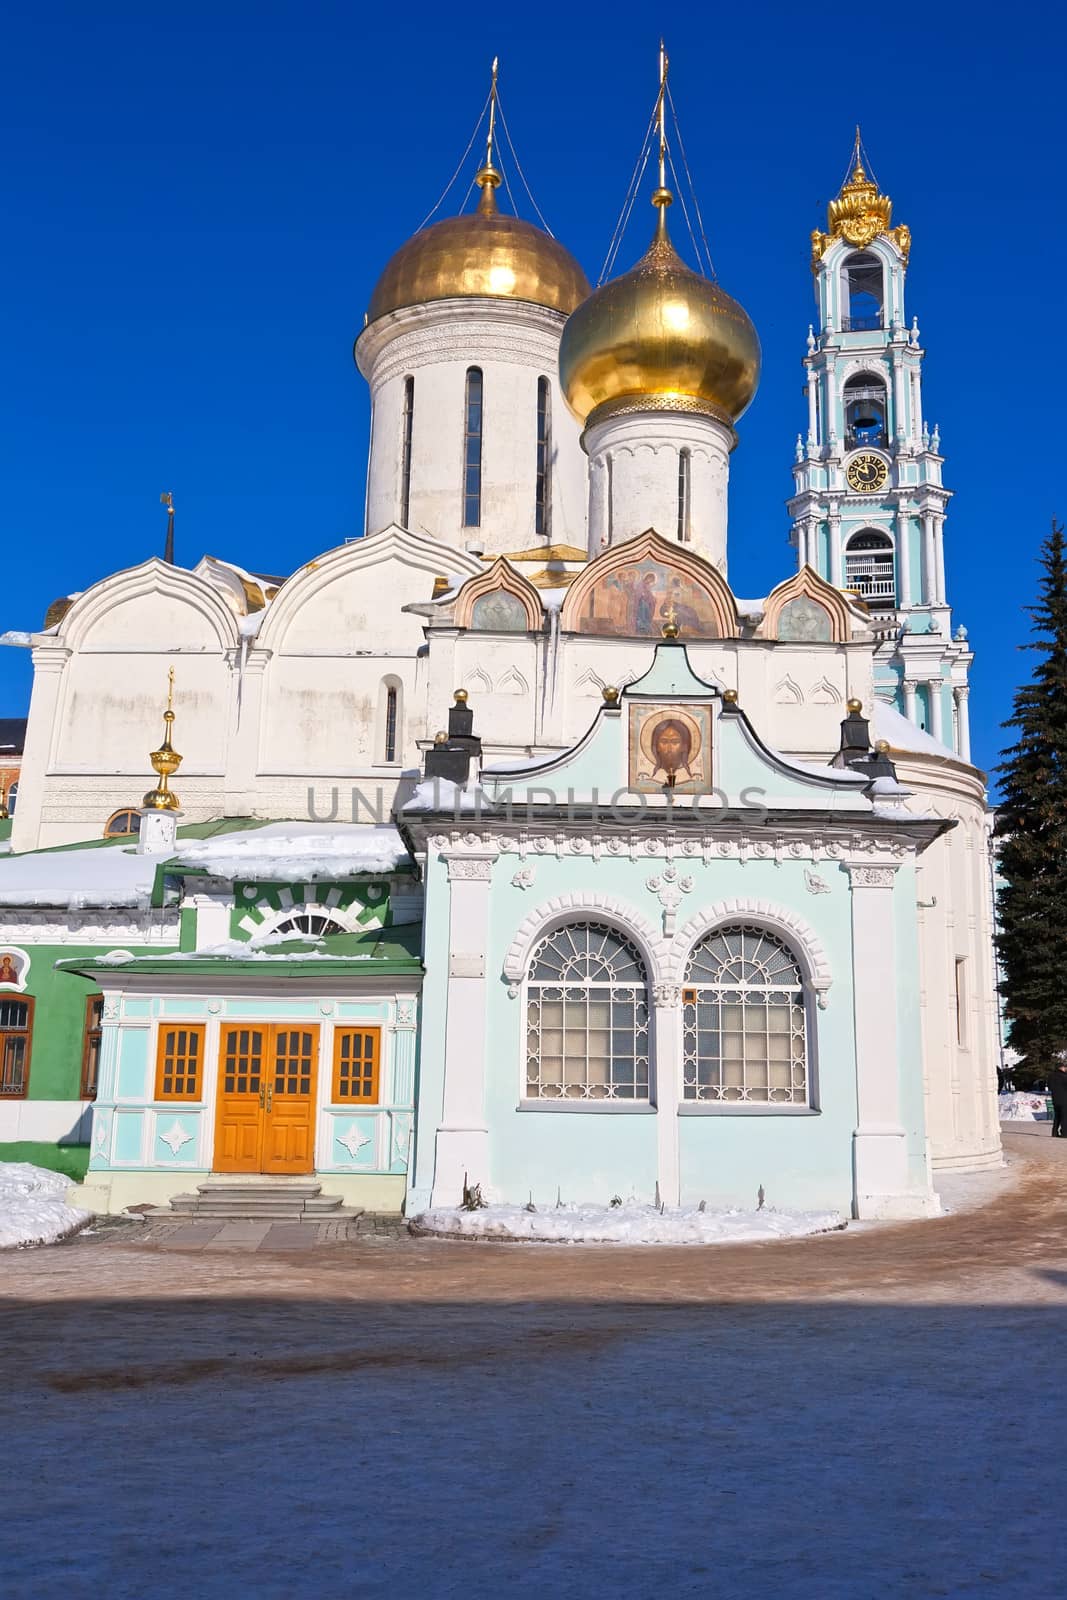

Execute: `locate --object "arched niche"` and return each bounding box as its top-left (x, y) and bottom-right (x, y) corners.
top-left (560, 530), bottom-right (738, 640)
top-left (453, 558), bottom-right (543, 633)
top-left (762, 567), bottom-right (853, 644)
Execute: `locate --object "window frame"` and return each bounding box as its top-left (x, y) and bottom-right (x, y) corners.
top-left (844, 529), bottom-right (897, 606)
top-left (535, 375), bottom-right (552, 538)
top-left (680, 925), bottom-right (815, 1113)
top-left (104, 808), bottom-right (139, 838)
top-left (80, 994), bottom-right (104, 1100)
top-left (0, 994), bottom-right (34, 1100)
top-left (331, 1026), bottom-right (381, 1104)
top-left (677, 447), bottom-right (692, 542)
top-left (522, 921), bottom-right (652, 1106)
top-left (399, 374), bottom-right (415, 527)
top-left (462, 366), bottom-right (484, 528)
top-left (154, 1023), bottom-right (207, 1102)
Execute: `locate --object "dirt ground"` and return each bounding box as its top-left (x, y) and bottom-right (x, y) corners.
top-left (2, 1130), bottom-right (1065, 1599)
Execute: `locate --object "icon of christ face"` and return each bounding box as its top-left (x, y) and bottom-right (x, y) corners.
top-left (651, 719), bottom-right (691, 779)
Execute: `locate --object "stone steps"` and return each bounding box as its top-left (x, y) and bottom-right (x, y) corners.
top-left (142, 1180), bottom-right (363, 1224)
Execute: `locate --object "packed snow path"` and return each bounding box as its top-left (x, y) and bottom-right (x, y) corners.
top-left (2, 1130), bottom-right (1065, 1600)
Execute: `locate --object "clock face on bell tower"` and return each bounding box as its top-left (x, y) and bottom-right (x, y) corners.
top-left (845, 452), bottom-right (889, 493)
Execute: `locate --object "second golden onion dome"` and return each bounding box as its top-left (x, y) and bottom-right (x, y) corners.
top-left (366, 167), bottom-right (591, 324)
top-left (559, 196), bottom-right (761, 429)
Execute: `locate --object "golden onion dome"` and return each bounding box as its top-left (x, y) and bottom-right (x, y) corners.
top-left (366, 167), bottom-right (591, 324)
top-left (559, 192), bottom-right (761, 429)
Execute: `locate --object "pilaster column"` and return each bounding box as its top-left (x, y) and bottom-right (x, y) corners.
top-left (903, 679), bottom-right (918, 724)
top-left (846, 863), bottom-right (913, 1217)
top-left (429, 849), bottom-right (497, 1206)
top-left (891, 352), bottom-right (906, 440)
top-left (928, 679), bottom-right (944, 745)
top-left (652, 984), bottom-right (681, 1207)
top-left (10, 646), bottom-right (71, 853)
top-left (806, 368), bottom-right (819, 445)
top-left (225, 649), bottom-right (272, 815)
top-left (825, 365), bottom-right (838, 445)
top-left (954, 686), bottom-right (972, 763)
top-left (895, 503), bottom-right (912, 607)
top-left (935, 515), bottom-right (948, 604)
top-left (828, 513), bottom-right (843, 588)
top-left (921, 511), bottom-right (937, 607)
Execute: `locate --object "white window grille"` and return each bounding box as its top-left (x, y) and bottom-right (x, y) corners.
top-left (683, 925), bottom-right (809, 1105)
top-left (273, 912), bottom-right (347, 937)
top-left (525, 922), bottom-right (650, 1101)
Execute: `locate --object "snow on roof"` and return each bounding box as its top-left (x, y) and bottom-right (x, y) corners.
top-left (0, 631), bottom-right (33, 648)
top-left (172, 822), bottom-right (410, 881)
top-left (874, 701), bottom-right (959, 762)
top-left (0, 841), bottom-right (163, 909)
top-left (0, 822), bottom-right (411, 909)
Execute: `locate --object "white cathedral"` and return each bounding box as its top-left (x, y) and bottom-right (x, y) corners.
top-left (0, 85), bottom-right (1001, 1221)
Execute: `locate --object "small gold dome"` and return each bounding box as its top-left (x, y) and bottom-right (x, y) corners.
top-left (559, 197), bottom-right (761, 429)
top-left (366, 169), bottom-right (590, 324)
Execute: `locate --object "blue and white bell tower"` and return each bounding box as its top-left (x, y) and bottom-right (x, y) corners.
top-left (787, 136), bottom-right (973, 760)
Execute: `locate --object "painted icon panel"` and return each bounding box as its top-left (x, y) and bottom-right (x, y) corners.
top-left (628, 703), bottom-right (713, 793)
top-left (577, 558), bottom-right (721, 638)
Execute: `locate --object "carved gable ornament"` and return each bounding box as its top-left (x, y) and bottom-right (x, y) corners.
top-left (762, 566), bottom-right (854, 644)
top-left (560, 530), bottom-right (737, 640)
top-left (454, 558), bottom-right (543, 633)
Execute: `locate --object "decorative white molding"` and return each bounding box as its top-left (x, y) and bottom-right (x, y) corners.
top-left (446, 856), bottom-right (495, 882)
top-left (159, 1120), bottom-right (194, 1156)
top-left (670, 899), bottom-right (834, 1007)
top-left (804, 869), bottom-right (831, 895)
top-left (847, 865), bottom-right (899, 889)
top-left (645, 867), bottom-right (694, 935)
top-left (336, 1124), bottom-right (373, 1160)
top-left (502, 892), bottom-right (669, 995)
top-left (511, 867), bottom-right (537, 890)
top-left (0, 911), bottom-right (180, 945)
top-left (653, 982), bottom-right (681, 1009)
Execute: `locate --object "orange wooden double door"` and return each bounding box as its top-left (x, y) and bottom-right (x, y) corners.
top-left (213, 1024), bottom-right (319, 1175)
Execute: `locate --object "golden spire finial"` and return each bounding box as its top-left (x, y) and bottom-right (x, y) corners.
top-left (475, 57), bottom-right (503, 215)
top-left (811, 127), bottom-right (910, 268)
top-left (651, 40), bottom-right (673, 230)
top-left (143, 666), bottom-right (183, 811)
top-left (661, 601), bottom-right (680, 640)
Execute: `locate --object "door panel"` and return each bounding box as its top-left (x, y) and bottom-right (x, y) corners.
top-left (213, 1027), bottom-right (266, 1174)
top-left (262, 1027), bottom-right (318, 1175)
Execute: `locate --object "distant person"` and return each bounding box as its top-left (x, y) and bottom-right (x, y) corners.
top-left (1049, 1059), bottom-right (1067, 1138)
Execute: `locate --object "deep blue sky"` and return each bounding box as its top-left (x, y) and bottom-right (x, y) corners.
top-left (1, 2), bottom-right (1060, 784)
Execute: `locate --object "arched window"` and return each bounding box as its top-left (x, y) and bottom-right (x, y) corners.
top-left (843, 372), bottom-right (887, 449)
top-left (525, 922), bottom-right (650, 1101)
top-left (3, 780), bottom-right (17, 816)
top-left (104, 808), bottom-right (139, 838)
top-left (677, 448), bottom-right (692, 542)
top-left (535, 376), bottom-right (552, 538)
top-left (845, 530), bottom-right (896, 604)
top-left (463, 367), bottom-right (483, 527)
top-left (273, 912), bottom-right (347, 937)
top-left (399, 375), bottom-right (415, 528)
top-left (384, 685), bottom-right (398, 762)
top-left (379, 676), bottom-right (403, 764)
top-left (683, 926), bottom-right (809, 1105)
top-left (0, 995), bottom-right (33, 1098)
top-left (843, 251), bottom-right (884, 331)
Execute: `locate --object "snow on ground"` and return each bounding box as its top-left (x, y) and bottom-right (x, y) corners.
top-left (999, 1090), bottom-right (1050, 1120)
top-left (0, 1163), bottom-right (90, 1249)
top-left (412, 1200), bottom-right (845, 1244)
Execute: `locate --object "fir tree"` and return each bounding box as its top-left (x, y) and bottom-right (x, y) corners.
top-left (995, 519), bottom-right (1067, 1084)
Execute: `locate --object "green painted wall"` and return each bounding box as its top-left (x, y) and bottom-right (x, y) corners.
top-left (19, 943), bottom-right (178, 1100)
